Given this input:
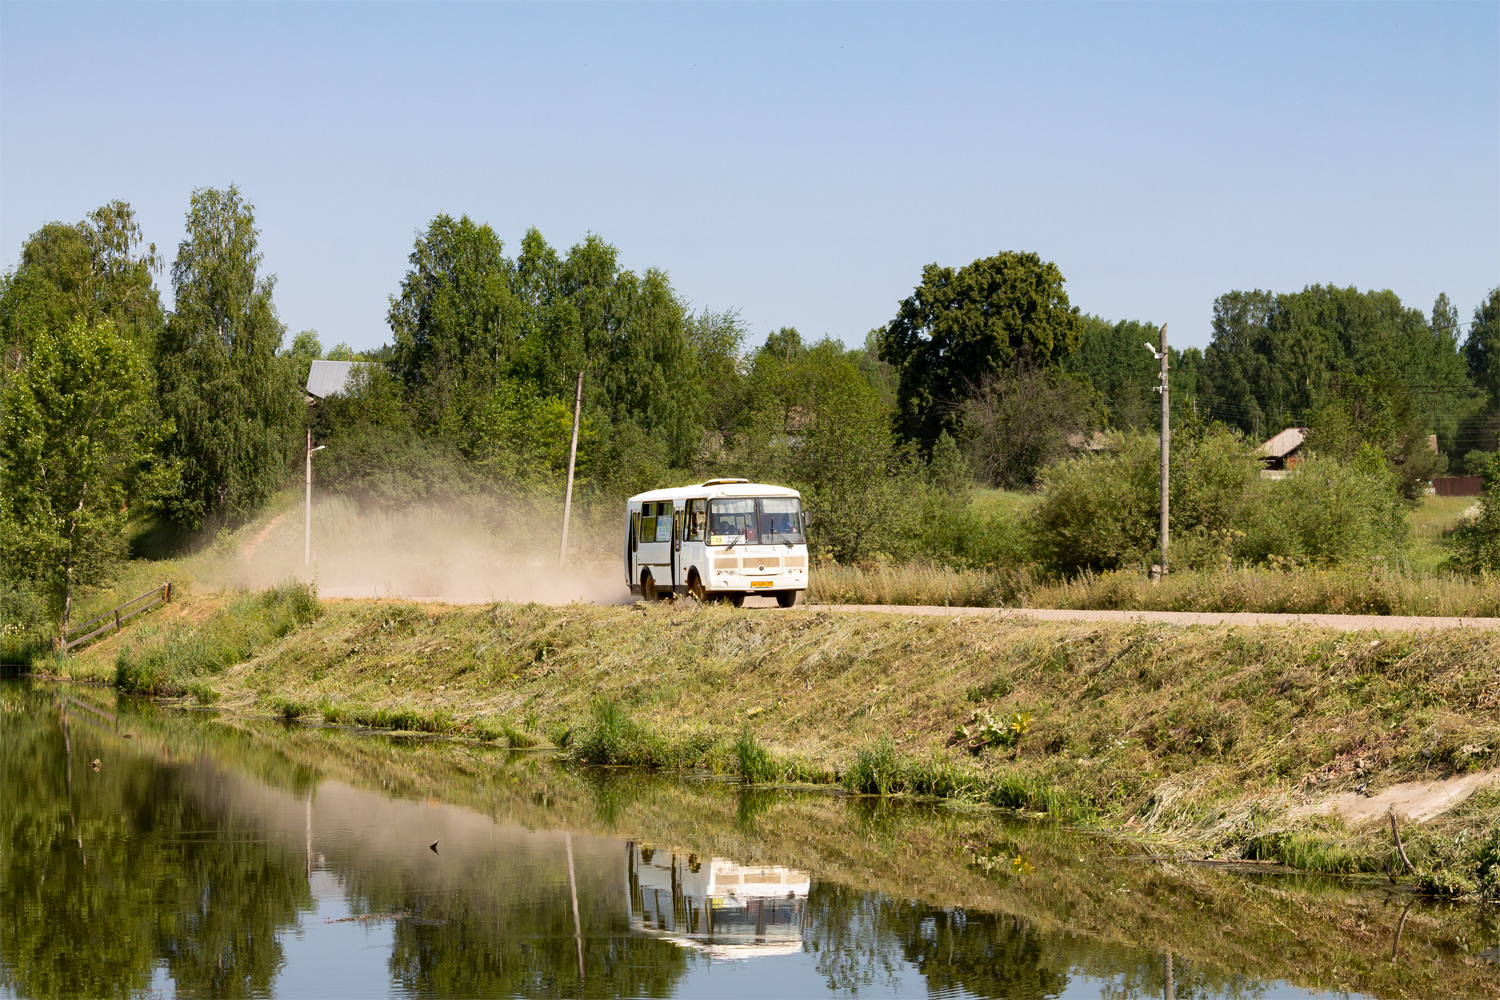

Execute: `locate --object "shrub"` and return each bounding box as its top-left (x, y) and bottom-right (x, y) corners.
top-left (912, 499), bottom-right (1031, 570)
top-left (569, 699), bottom-right (719, 769)
top-left (1030, 429), bottom-right (1260, 573)
top-left (845, 739), bottom-right (904, 795)
top-left (959, 367), bottom-right (1101, 489)
top-left (1445, 454), bottom-right (1500, 574)
top-left (1029, 429), bottom-right (1411, 574)
top-left (1238, 448), bottom-right (1410, 567)
top-left (0, 578), bottom-right (51, 671)
top-left (734, 729), bottom-right (778, 784)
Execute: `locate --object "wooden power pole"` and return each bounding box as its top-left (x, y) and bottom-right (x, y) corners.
top-left (558, 371), bottom-right (584, 569)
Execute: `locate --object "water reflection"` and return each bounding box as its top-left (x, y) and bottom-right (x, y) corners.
top-left (1, 682), bottom-right (1492, 1000)
top-left (627, 845), bottom-right (810, 958)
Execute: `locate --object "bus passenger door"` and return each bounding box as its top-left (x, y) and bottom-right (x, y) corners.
top-left (627, 510), bottom-right (639, 587)
top-left (671, 508), bottom-right (682, 591)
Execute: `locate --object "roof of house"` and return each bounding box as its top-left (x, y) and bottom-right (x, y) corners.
top-left (1258, 426), bottom-right (1308, 458)
top-left (305, 360), bottom-right (376, 400)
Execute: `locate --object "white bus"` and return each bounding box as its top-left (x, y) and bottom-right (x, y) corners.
top-left (624, 479), bottom-right (808, 607)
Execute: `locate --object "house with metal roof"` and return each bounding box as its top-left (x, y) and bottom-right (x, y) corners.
top-left (305, 360), bottom-right (377, 402)
top-left (1258, 427), bottom-right (1308, 473)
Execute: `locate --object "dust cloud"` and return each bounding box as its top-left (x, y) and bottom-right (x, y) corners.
top-left (225, 494), bottom-right (632, 606)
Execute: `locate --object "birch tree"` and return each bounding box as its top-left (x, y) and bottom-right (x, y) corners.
top-left (1, 321), bottom-right (166, 630)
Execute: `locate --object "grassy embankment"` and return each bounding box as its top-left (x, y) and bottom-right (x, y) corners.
top-left (56, 583), bottom-right (1500, 898)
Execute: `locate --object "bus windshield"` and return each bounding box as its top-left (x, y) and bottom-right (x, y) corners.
top-left (707, 497), bottom-right (804, 546)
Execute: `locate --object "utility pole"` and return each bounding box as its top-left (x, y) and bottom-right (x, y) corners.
top-left (558, 371), bottom-right (584, 569)
top-left (1146, 325), bottom-right (1169, 579)
top-left (304, 429), bottom-right (325, 566)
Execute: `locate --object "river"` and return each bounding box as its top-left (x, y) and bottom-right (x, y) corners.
top-left (1, 681), bottom-right (1493, 999)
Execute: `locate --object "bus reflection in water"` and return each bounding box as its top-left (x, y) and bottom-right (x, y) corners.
top-left (625, 841), bottom-right (810, 959)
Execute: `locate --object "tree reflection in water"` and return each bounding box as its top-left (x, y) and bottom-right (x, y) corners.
top-left (0, 689), bottom-right (312, 999)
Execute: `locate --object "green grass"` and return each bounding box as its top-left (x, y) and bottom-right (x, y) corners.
top-left (968, 487), bottom-right (1041, 520)
top-left (570, 699), bottom-right (726, 771)
top-left (1409, 494), bottom-right (1480, 572)
top-left (113, 581), bottom-right (322, 695)
top-left (844, 737), bottom-right (1080, 816)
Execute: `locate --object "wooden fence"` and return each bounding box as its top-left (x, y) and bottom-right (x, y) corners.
top-left (1433, 476), bottom-right (1483, 497)
top-left (57, 582), bottom-right (172, 653)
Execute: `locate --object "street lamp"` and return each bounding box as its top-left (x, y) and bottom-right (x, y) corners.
top-left (1145, 326), bottom-right (1169, 578)
top-left (305, 428), bottom-right (326, 566)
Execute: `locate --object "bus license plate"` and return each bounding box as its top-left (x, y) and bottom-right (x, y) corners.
top-left (750, 581), bottom-right (773, 588)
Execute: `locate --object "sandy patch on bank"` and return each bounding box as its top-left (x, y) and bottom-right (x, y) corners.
top-left (1290, 767), bottom-right (1499, 823)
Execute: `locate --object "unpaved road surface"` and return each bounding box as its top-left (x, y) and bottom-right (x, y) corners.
top-left (789, 602), bottom-right (1500, 632)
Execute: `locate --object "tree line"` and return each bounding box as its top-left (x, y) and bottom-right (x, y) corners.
top-left (3, 187), bottom-right (1499, 630)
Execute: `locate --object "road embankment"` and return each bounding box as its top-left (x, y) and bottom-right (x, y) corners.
top-left (57, 590), bottom-right (1500, 896)
top-left (811, 601), bottom-right (1500, 631)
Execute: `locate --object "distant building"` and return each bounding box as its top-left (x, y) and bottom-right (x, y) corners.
top-left (1066, 430), bottom-right (1112, 452)
top-left (305, 360), bottom-right (376, 403)
top-left (1258, 427), bottom-right (1308, 472)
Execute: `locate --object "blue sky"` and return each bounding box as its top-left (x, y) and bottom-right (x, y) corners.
top-left (2, 2), bottom-right (1496, 353)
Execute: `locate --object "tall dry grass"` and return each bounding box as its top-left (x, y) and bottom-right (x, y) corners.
top-left (809, 562), bottom-right (1500, 617)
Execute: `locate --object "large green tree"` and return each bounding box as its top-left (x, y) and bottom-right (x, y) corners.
top-left (388, 214), bottom-right (521, 431)
top-left (684, 308), bottom-right (748, 442)
top-left (736, 336), bottom-right (915, 561)
top-left (1, 321), bottom-right (168, 628)
top-left (155, 185), bottom-right (301, 527)
top-left (388, 220), bottom-right (709, 478)
top-left (0, 201), bottom-right (164, 380)
top-left (878, 251), bottom-right (1082, 451)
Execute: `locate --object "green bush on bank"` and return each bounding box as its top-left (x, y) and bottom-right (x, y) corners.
top-left (570, 699), bottom-right (722, 770)
top-left (1444, 454), bottom-right (1500, 574)
top-left (844, 738), bottom-right (1080, 817)
top-left (115, 581), bottom-right (322, 695)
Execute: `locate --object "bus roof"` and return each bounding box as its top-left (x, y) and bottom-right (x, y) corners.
top-left (627, 481), bottom-right (801, 505)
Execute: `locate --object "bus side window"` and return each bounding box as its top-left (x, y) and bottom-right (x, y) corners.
top-left (686, 499), bottom-right (706, 542)
top-left (639, 504), bottom-right (656, 543)
top-left (630, 511), bottom-right (639, 551)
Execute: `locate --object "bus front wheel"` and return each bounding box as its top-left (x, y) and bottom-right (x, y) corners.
top-left (727, 593), bottom-right (746, 608)
top-left (641, 573), bottom-right (660, 602)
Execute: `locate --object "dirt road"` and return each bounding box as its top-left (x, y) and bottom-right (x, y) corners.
top-left (781, 601), bottom-right (1500, 632)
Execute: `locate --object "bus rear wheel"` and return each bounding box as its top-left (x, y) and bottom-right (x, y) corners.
top-left (641, 573), bottom-right (661, 602)
top-left (727, 593), bottom-right (746, 608)
top-left (776, 590), bottom-right (804, 608)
